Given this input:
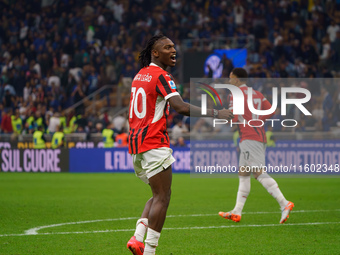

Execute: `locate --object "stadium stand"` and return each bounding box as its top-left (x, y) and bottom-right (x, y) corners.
top-left (1, 0), bottom-right (340, 142)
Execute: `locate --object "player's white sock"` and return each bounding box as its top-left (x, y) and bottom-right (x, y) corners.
top-left (144, 228), bottom-right (160, 255)
top-left (134, 218), bottom-right (148, 242)
top-left (233, 175), bottom-right (251, 215)
top-left (257, 173), bottom-right (288, 210)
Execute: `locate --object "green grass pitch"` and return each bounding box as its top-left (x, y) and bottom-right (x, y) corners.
top-left (0, 173), bottom-right (339, 254)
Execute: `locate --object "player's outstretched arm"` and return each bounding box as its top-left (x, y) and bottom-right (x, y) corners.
top-left (168, 95), bottom-right (234, 120)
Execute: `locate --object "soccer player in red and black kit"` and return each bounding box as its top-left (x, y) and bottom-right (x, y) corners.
top-left (219, 68), bottom-right (294, 224)
top-left (127, 34), bottom-right (233, 255)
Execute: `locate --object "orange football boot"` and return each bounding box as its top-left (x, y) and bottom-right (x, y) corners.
top-left (219, 211), bottom-right (241, 222)
top-left (127, 236), bottom-right (144, 255)
top-left (280, 201), bottom-right (294, 224)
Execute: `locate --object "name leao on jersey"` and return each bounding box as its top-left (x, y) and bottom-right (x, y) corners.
top-left (133, 73), bottom-right (153, 82)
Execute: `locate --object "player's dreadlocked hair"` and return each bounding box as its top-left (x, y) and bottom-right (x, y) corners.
top-left (139, 34), bottom-right (167, 68)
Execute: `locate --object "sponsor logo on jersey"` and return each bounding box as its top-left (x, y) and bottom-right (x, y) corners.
top-left (168, 80), bottom-right (176, 89)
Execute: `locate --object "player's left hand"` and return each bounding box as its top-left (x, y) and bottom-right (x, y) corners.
top-left (217, 108), bottom-right (234, 120)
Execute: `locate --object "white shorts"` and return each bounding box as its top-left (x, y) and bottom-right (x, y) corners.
top-left (132, 147), bottom-right (176, 184)
top-left (239, 140), bottom-right (266, 168)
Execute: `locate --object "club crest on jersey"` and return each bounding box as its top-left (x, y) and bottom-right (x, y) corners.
top-left (168, 80), bottom-right (176, 89)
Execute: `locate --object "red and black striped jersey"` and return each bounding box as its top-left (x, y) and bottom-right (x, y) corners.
top-left (128, 63), bottom-right (179, 154)
top-left (229, 85), bottom-right (274, 143)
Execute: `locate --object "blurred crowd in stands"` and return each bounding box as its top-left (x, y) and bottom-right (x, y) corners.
top-left (1, 0), bottom-right (340, 139)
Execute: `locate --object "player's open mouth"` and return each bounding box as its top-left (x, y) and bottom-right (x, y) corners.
top-left (170, 54), bottom-right (176, 63)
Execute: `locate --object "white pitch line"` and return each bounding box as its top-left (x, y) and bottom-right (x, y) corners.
top-left (26, 209), bottom-right (340, 235)
top-left (1, 222), bottom-right (340, 237)
top-left (166, 209), bottom-right (340, 218)
top-left (24, 217), bottom-right (140, 235)
top-left (1, 209), bottom-right (339, 237)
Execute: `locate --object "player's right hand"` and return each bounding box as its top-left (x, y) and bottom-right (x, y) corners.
top-left (217, 109), bottom-right (234, 120)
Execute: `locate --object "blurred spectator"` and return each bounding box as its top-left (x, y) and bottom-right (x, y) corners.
top-left (327, 20), bottom-right (340, 43)
top-left (266, 126), bottom-right (276, 147)
top-left (102, 122), bottom-right (115, 148)
top-left (33, 125), bottom-right (46, 149)
top-left (11, 108), bottom-right (23, 135)
top-left (113, 113), bottom-right (126, 133)
top-left (173, 136), bottom-right (187, 147)
top-left (321, 86), bottom-right (334, 131)
top-left (71, 80), bottom-right (86, 115)
top-left (74, 113), bottom-right (88, 133)
top-left (51, 125), bottom-right (65, 149)
top-left (95, 122), bottom-right (103, 133)
top-left (171, 119), bottom-right (188, 145)
top-left (47, 112), bottom-right (60, 134)
top-left (319, 37), bottom-right (331, 67)
top-left (115, 128), bottom-right (128, 147)
top-left (1, 109), bottom-right (13, 133)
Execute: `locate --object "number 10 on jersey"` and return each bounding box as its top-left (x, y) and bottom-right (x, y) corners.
top-left (130, 87), bottom-right (146, 119)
